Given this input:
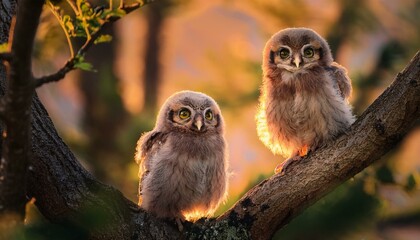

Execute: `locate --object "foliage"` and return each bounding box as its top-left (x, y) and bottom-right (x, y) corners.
top-left (46, 0), bottom-right (126, 64)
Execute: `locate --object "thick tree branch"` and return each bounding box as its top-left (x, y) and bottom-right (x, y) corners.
top-left (0, 0), bottom-right (43, 233)
top-left (34, 1), bottom-right (154, 87)
top-left (28, 94), bottom-right (180, 239)
top-left (217, 51), bottom-right (420, 240)
top-left (24, 51), bottom-right (420, 239)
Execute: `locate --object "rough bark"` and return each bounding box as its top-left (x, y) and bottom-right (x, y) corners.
top-left (0, 0), bottom-right (42, 234)
top-left (28, 95), bottom-right (180, 239)
top-left (27, 52), bottom-right (420, 239)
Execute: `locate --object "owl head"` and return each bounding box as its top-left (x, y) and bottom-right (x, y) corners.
top-left (263, 27), bottom-right (333, 73)
top-left (155, 91), bottom-right (224, 134)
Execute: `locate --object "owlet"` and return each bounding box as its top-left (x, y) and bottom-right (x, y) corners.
top-left (135, 91), bottom-right (229, 224)
top-left (256, 27), bottom-right (355, 173)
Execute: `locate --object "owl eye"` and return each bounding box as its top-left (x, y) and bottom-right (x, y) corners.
top-left (179, 108), bottom-right (191, 119)
top-left (303, 47), bottom-right (314, 58)
top-left (279, 48), bottom-right (290, 59)
top-left (205, 110), bottom-right (213, 120)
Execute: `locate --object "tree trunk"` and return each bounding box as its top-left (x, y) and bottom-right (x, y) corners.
top-left (0, 0), bottom-right (42, 236)
top-left (143, 2), bottom-right (165, 115)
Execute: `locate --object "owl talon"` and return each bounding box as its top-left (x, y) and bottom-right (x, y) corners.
top-left (274, 156), bottom-right (301, 174)
top-left (298, 145), bottom-right (309, 157)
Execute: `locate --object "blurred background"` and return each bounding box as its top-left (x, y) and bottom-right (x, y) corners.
top-left (27, 0), bottom-right (420, 239)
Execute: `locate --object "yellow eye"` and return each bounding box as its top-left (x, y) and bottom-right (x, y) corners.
top-left (279, 48), bottom-right (290, 59)
top-left (179, 109), bottom-right (191, 119)
top-left (303, 47), bottom-right (314, 58)
top-left (205, 110), bottom-right (213, 120)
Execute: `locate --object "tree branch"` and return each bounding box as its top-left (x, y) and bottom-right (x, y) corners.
top-left (24, 50), bottom-right (420, 239)
top-left (34, 1), bottom-right (154, 87)
top-left (34, 59), bottom-right (75, 87)
top-left (0, 0), bottom-right (43, 234)
top-left (216, 51), bottom-right (420, 240)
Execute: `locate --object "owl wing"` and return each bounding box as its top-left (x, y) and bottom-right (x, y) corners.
top-left (135, 130), bottom-right (168, 204)
top-left (135, 131), bottom-right (167, 164)
top-left (327, 62), bottom-right (352, 100)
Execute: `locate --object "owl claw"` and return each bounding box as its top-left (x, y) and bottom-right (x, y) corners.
top-left (298, 145), bottom-right (309, 157)
top-left (274, 156), bottom-right (301, 174)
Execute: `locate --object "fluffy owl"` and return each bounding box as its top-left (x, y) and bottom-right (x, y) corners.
top-left (256, 27), bottom-right (355, 173)
top-left (135, 91), bottom-right (228, 225)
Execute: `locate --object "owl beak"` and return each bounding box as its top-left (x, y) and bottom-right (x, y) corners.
top-left (293, 55), bottom-right (301, 68)
top-left (195, 120), bottom-right (203, 131)
top-left (193, 116), bottom-right (203, 131)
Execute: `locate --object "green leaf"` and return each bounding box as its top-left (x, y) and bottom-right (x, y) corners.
top-left (77, 0), bottom-right (93, 16)
top-left (94, 34), bottom-right (112, 44)
top-left (74, 61), bottom-right (94, 71)
top-left (74, 56), bottom-right (94, 71)
top-left (87, 18), bottom-right (101, 32)
top-left (0, 43), bottom-right (8, 53)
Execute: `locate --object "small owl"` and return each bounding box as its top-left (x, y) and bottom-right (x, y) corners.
top-left (135, 91), bottom-right (228, 224)
top-left (256, 27), bottom-right (355, 173)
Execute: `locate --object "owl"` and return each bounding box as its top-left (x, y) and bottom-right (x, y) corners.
top-left (135, 91), bottom-right (228, 226)
top-left (256, 27), bottom-right (355, 173)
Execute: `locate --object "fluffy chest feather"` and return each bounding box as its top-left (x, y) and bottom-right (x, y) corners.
top-left (153, 133), bottom-right (224, 177)
top-left (151, 133), bottom-right (224, 197)
top-left (266, 71), bottom-right (343, 139)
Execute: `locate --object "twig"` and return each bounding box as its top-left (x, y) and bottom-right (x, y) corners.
top-left (76, 2), bottom-right (149, 56)
top-left (34, 1), bottom-right (153, 87)
top-left (34, 59), bottom-right (75, 87)
top-left (47, 1), bottom-right (75, 58)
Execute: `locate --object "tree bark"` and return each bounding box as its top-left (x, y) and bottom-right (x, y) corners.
top-left (0, 0), bottom-right (42, 235)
